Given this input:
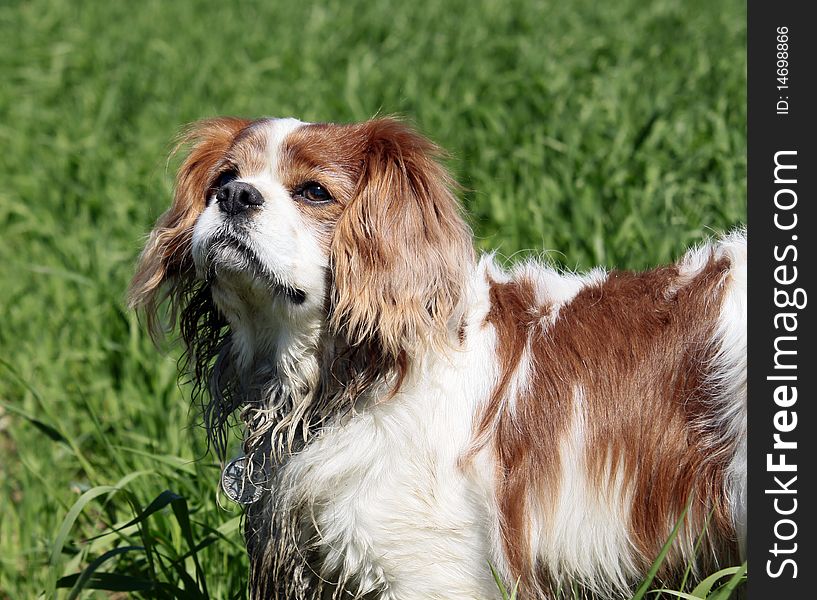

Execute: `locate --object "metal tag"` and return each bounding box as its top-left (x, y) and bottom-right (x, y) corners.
top-left (220, 455), bottom-right (266, 505)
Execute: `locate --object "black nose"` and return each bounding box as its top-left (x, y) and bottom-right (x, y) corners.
top-left (216, 181), bottom-right (264, 216)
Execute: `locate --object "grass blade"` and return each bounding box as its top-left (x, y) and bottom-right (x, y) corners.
top-left (648, 591), bottom-right (704, 600)
top-left (56, 571), bottom-right (156, 592)
top-left (690, 566), bottom-right (744, 598)
top-left (630, 501), bottom-right (691, 600)
top-left (0, 399), bottom-right (69, 444)
top-left (490, 563), bottom-right (511, 600)
top-left (62, 545), bottom-right (144, 599)
top-left (47, 485), bottom-right (118, 594)
top-left (705, 563), bottom-right (747, 600)
top-left (168, 493), bottom-right (210, 598)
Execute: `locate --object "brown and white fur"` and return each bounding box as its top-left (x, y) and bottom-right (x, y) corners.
top-left (129, 116), bottom-right (746, 599)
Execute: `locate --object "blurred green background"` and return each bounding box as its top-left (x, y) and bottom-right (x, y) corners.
top-left (0, 0), bottom-right (745, 597)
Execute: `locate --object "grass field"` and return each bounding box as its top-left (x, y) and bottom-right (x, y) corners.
top-left (0, 0), bottom-right (746, 597)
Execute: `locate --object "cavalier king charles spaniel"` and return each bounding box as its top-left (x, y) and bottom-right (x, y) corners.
top-left (129, 117), bottom-right (746, 599)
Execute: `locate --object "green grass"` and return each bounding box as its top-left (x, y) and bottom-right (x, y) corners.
top-left (0, 0), bottom-right (745, 597)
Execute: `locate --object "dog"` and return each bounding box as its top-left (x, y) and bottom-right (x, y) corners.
top-left (129, 116), bottom-right (746, 599)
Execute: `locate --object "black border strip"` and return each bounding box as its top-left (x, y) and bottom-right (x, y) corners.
top-left (748, 1), bottom-right (816, 596)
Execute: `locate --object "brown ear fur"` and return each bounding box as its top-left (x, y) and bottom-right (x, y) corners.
top-left (329, 118), bottom-right (474, 361)
top-left (128, 117), bottom-right (250, 338)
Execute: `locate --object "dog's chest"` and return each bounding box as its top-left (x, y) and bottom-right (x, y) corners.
top-left (278, 393), bottom-right (499, 599)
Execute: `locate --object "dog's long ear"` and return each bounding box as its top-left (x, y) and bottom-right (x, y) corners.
top-left (128, 117), bottom-right (250, 339)
top-left (330, 118), bottom-right (474, 361)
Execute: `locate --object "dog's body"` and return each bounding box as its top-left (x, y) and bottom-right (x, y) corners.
top-left (130, 117), bottom-right (746, 599)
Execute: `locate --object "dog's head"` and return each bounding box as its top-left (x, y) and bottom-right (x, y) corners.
top-left (129, 117), bottom-right (473, 402)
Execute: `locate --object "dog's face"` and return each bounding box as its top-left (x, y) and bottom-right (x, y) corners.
top-left (129, 117), bottom-right (474, 360)
top-left (190, 118), bottom-right (342, 323)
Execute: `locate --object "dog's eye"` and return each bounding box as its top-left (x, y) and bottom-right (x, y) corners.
top-left (296, 182), bottom-right (334, 205)
top-left (214, 169), bottom-right (238, 189)
top-left (207, 169), bottom-right (239, 205)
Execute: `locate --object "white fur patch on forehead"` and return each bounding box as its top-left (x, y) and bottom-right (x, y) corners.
top-left (251, 118), bottom-right (309, 175)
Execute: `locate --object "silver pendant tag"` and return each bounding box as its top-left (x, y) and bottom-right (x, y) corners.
top-left (220, 455), bottom-right (266, 505)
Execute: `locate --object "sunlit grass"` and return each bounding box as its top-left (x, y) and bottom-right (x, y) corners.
top-left (0, 0), bottom-right (745, 597)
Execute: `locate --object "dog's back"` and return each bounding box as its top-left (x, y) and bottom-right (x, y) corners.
top-left (474, 230), bottom-right (746, 596)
